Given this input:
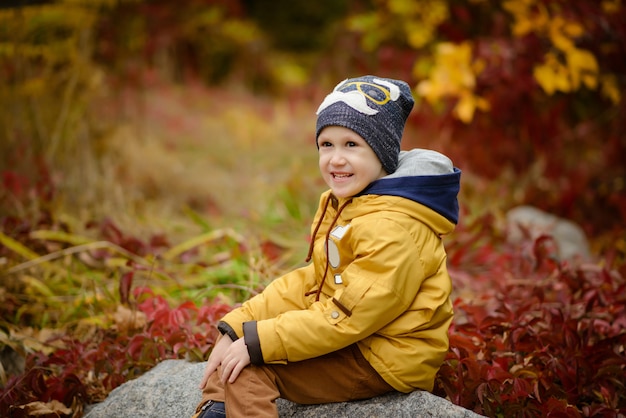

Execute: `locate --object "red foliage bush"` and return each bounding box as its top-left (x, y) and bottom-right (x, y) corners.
top-left (0, 287), bottom-right (232, 417)
top-left (437, 230), bottom-right (626, 417)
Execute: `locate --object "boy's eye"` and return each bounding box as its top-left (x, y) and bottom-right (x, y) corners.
top-left (320, 141), bottom-right (332, 147)
top-left (346, 141), bottom-right (357, 147)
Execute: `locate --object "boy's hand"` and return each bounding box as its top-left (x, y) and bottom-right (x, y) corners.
top-left (219, 337), bottom-right (251, 384)
top-left (198, 335), bottom-right (232, 389)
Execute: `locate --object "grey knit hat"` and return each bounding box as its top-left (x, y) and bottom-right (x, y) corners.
top-left (315, 75), bottom-right (415, 174)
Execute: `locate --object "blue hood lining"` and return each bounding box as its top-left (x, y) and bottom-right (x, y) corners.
top-left (357, 168), bottom-right (461, 224)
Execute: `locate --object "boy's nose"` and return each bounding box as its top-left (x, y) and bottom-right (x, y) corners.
top-left (329, 151), bottom-right (347, 166)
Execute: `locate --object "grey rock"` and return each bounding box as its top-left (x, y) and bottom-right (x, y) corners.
top-left (85, 359), bottom-right (482, 418)
top-left (506, 205), bottom-right (591, 261)
top-left (275, 391), bottom-right (482, 417)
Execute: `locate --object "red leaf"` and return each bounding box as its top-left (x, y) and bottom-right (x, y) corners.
top-left (120, 271), bottom-right (134, 305)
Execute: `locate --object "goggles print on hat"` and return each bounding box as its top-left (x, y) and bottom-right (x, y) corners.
top-left (315, 75), bottom-right (415, 174)
top-left (316, 78), bottom-right (402, 116)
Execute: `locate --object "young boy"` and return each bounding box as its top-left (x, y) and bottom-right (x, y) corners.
top-left (193, 75), bottom-right (461, 417)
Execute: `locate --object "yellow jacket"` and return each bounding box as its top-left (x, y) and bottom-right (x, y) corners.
top-left (219, 149), bottom-right (461, 392)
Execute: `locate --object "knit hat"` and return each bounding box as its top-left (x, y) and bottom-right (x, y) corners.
top-left (315, 75), bottom-right (415, 174)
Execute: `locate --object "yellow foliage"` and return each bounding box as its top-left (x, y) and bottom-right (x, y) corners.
top-left (346, 11), bottom-right (384, 52)
top-left (388, 0), bottom-right (415, 15)
top-left (601, 74), bottom-right (622, 104)
top-left (503, 0), bottom-right (613, 100)
top-left (566, 48), bottom-right (599, 89)
top-left (404, 21), bottom-right (432, 50)
top-left (271, 58), bottom-right (308, 88)
top-left (548, 16), bottom-right (576, 52)
top-left (0, 231), bottom-right (41, 262)
top-left (416, 42), bottom-right (489, 123)
top-left (503, 0), bottom-right (549, 36)
top-left (401, 0), bottom-right (448, 49)
top-left (533, 53), bottom-right (570, 94)
top-left (534, 47), bottom-right (599, 95)
top-left (348, 0), bottom-right (448, 50)
top-left (222, 19), bottom-right (263, 44)
top-left (20, 275), bottom-right (55, 298)
top-left (346, 11), bottom-right (379, 33)
top-left (561, 19), bottom-right (584, 38)
top-left (602, 0), bottom-right (622, 14)
top-left (455, 92), bottom-right (490, 124)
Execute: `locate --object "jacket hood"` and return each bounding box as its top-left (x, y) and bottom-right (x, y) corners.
top-left (357, 149), bottom-right (461, 224)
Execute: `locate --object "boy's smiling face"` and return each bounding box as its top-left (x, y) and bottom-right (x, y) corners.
top-left (318, 126), bottom-right (387, 198)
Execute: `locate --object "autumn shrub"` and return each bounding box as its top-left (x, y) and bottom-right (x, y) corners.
top-left (0, 286), bottom-right (232, 417)
top-left (2, 202), bottom-right (624, 417)
top-left (436, 220), bottom-right (626, 417)
top-left (0, 209), bottom-right (276, 416)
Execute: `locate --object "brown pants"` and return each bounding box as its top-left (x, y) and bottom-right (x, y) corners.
top-left (195, 343), bottom-right (395, 418)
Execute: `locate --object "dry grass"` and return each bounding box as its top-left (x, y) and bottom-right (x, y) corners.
top-left (55, 81), bottom-right (325, 255)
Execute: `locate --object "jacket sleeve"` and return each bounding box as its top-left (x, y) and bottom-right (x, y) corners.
top-left (251, 217), bottom-right (432, 364)
top-left (218, 191), bottom-right (331, 358)
top-left (218, 262), bottom-right (317, 340)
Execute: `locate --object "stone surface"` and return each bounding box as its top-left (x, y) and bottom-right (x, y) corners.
top-left (506, 205), bottom-right (591, 261)
top-left (85, 359), bottom-right (482, 418)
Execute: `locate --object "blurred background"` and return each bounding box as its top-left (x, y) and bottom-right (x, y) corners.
top-left (1, 0), bottom-right (624, 251)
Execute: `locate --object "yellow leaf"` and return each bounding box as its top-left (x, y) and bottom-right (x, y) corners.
top-left (582, 73), bottom-right (598, 90)
top-left (11, 327), bottom-right (65, 355)
top-left (162, 229), bottom-right (243, 261)
top-left (505, 0), bottom-right (549, 37)
top-left (566, 48), bottom-right (599, 74)
top-left (563, 21), bottom-right (584, 38)
top-left (112, 305), bottom-right (147, 333)
top-left (0, 231), bottom-right (41, 261)
top-left (272, 61), bottom-right (307, 87)
top-left (416, 41), bottom-right (489, 122)
top-left (416, 80), bottom-right (438, 103)
top-left (534, 52), bottom-right (574, 94)
top-left (549, 24), bottom-right (575, 51)
top-left (476, 96), bottom-right (491, 111)
top-left (222, 19), bottom-right (262, 44)
top-left (454, 93), bottom-right (477, 123)
top-left (566, 48), bottom-right (598, 89)
top-left (78, 315), bottom-right (109, 328)
top-left (20, 78), bottom-right (47, 96)
top-left (472, 57), bottom-right (486, 75)
top-left (29, 230), bottom-right (92, 246)
top-left (502, 0), bottom-right (532, 17)
top-left (362, 30), bottom-right (384, 52)
top-left (104, 257), bottom-right (133, 268)
top-left (20, 275), bottom-right (55, 298)
top-left (551, 34), bottom-right (574, 52)
top-left (533, 64), bottom-right (555, 95)
top-left (405, 21), bottom-right (432, 49)
top-left (532, 3), bottom-right (550, 31)
top-left (601, 74), bottom-right (621, 104)
top-left (511, 19), bottom-right (534, 37)
top-left (555, 63), bottom-right (572, 92)
top-left (602, 0), bottom-right (621, 14)
top-left (453, 93), bottom-right (489, 123)
top-left (13, 400), bottom-right (72, 417)
top-left (346, 12), bottom-right (378, 32)
top-left (389, 0), bottom-right (417, 15)
top-left (412, 55), bottom-right (433, 79)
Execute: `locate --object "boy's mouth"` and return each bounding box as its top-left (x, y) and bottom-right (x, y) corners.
top-left (332, 172), bottom-right (353, 179)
